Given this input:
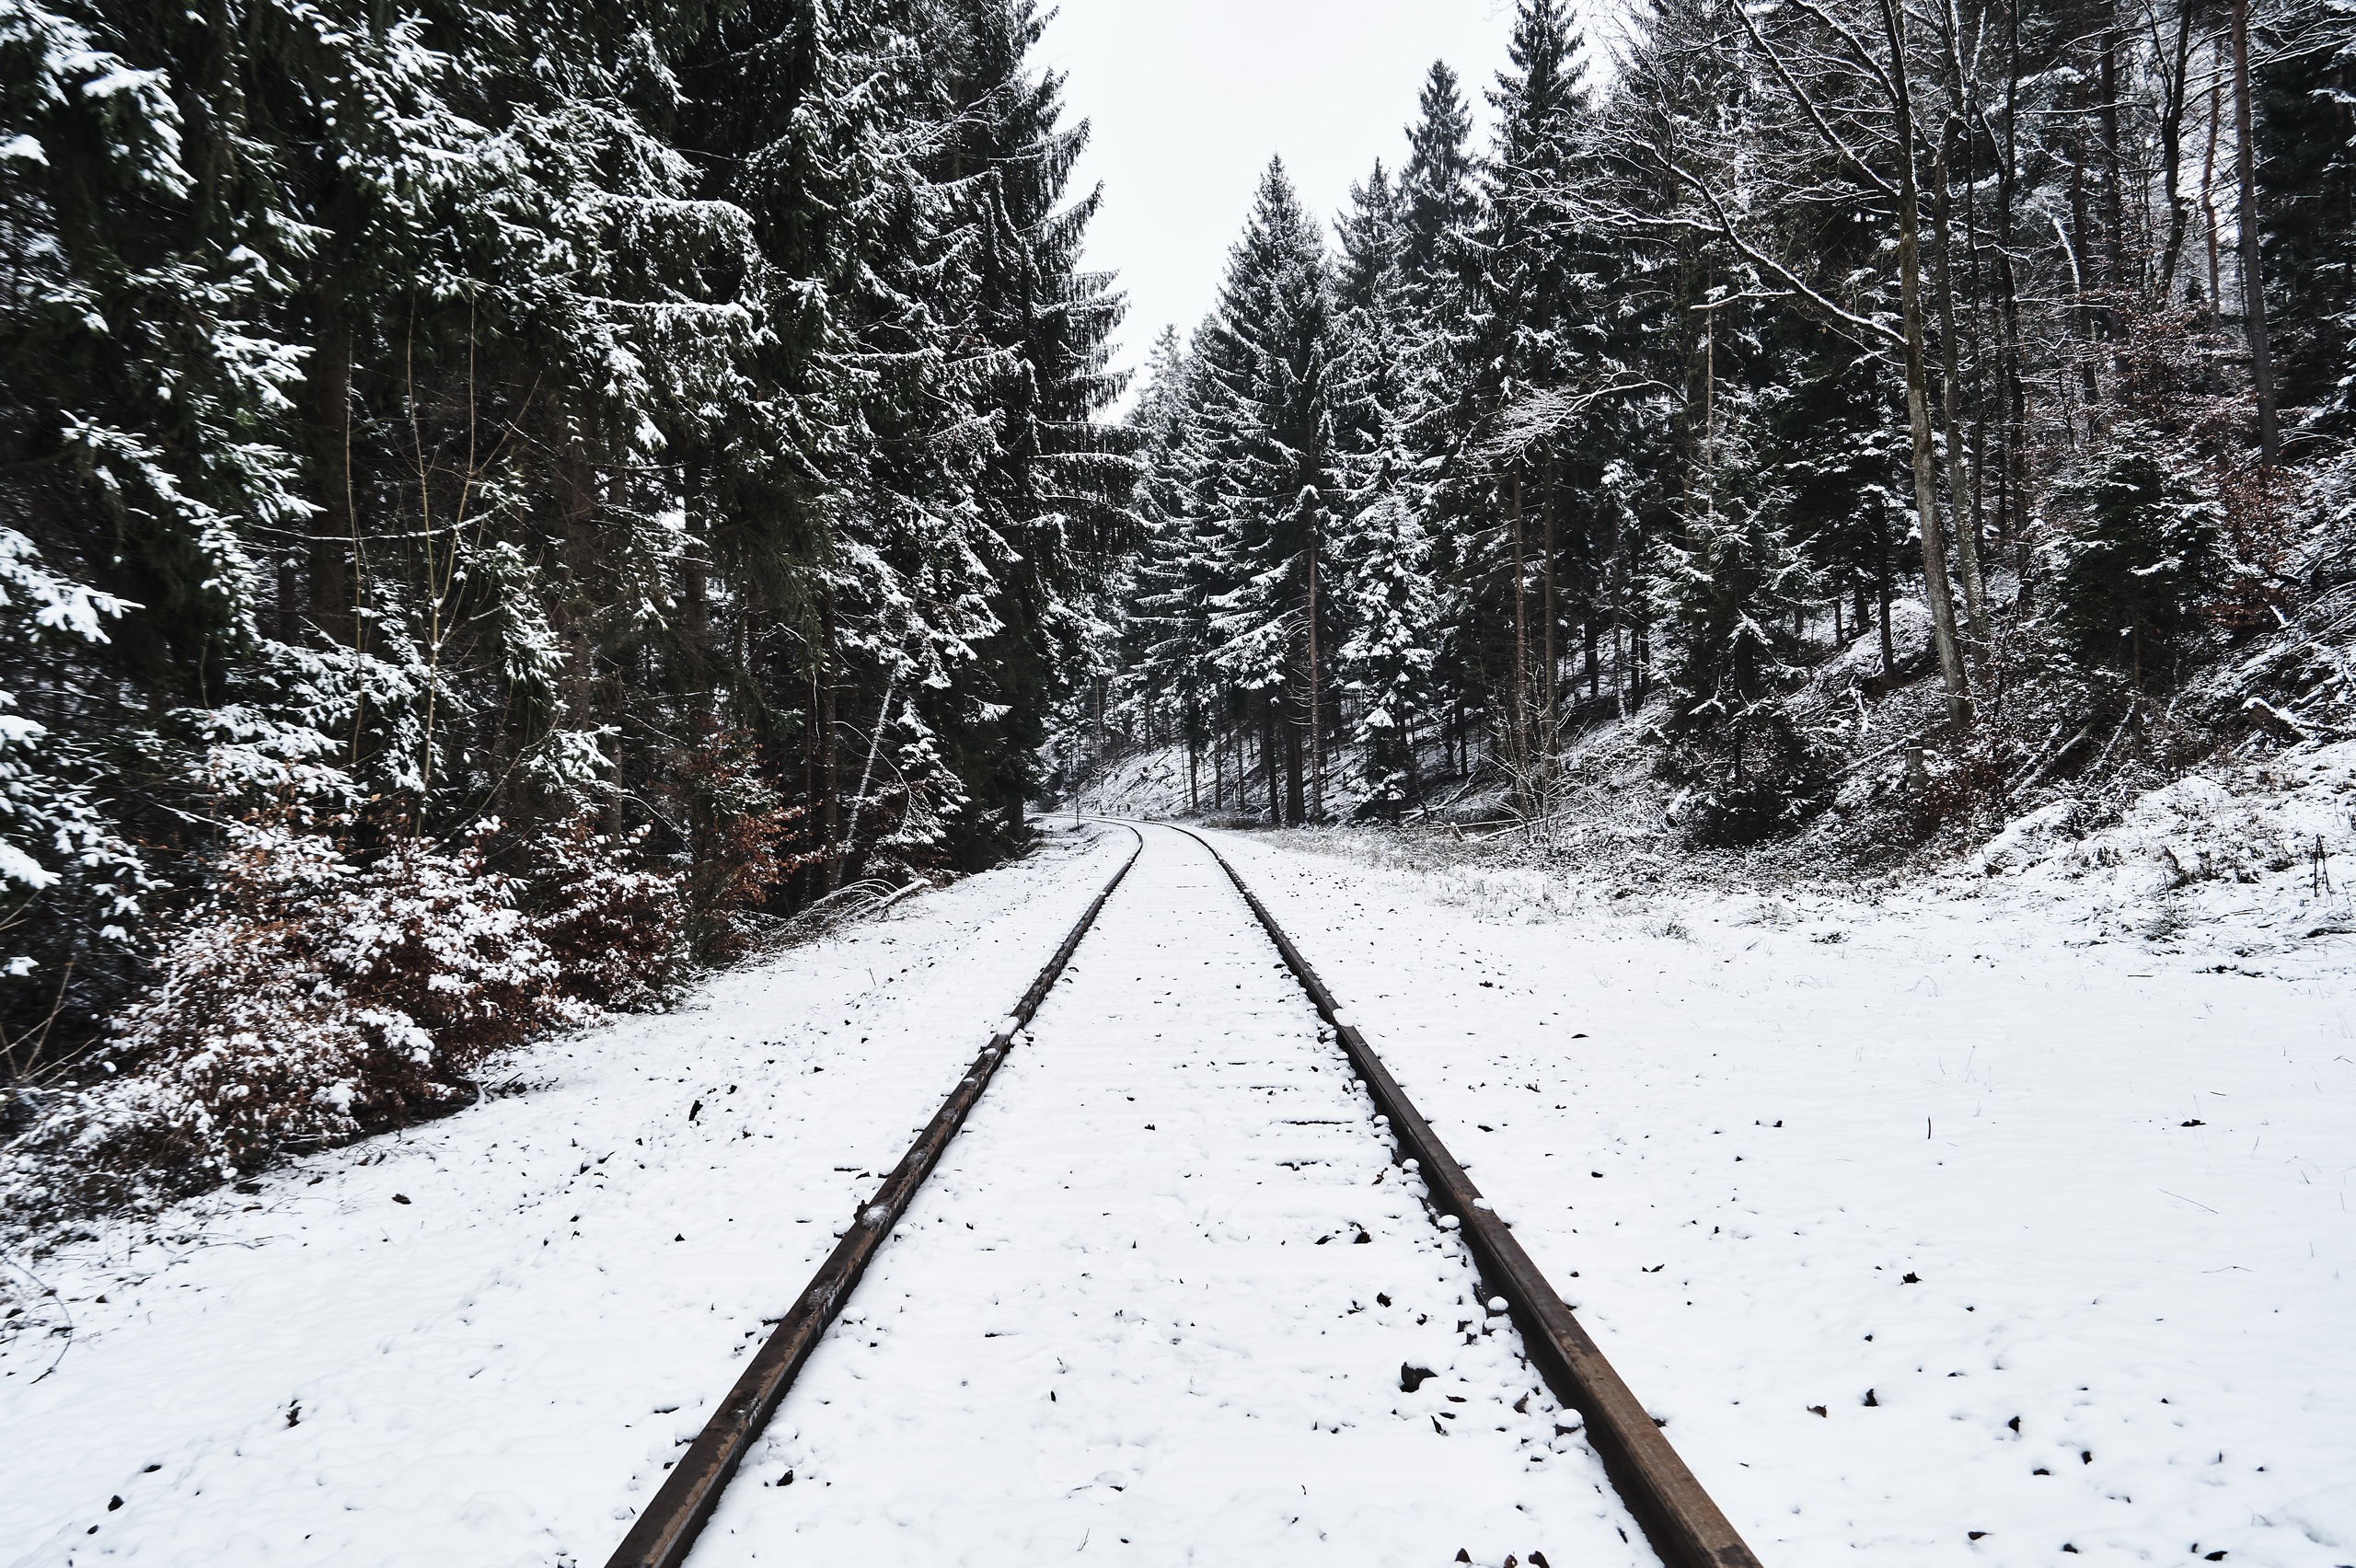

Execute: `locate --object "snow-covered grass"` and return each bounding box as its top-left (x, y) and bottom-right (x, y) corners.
top-left (0, 828), bottom-right (1132, 1566)
top-left (1206, 782), bottom-right (2356, 1566)
top-left (6, 754), bottom-right (2353, 1565)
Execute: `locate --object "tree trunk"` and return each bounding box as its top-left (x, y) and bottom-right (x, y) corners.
top-left (681, 461), bottom-right (712, 695)
top-left (1932, 132), bottom-right (1990, 648)
top-left (818, 594), bottom-right (842, 891)
top-left (2154, 0), bottom-right (2201, 303)
top-left (1882, 0), bottom-right (1973, 727)
top-left (1509, 474), bottom-right (1530, 772)
top-left (2203, 46), bottom-right (2226, 337)
top-left (2099, 5), bottom-right (2129, 295)
top-left (2069, 121), bottom-right (2103, 414)
top-left (305, 296), bottom-right (354, 652)
top-left (1264, 702), bottom-right (1281, 823)
top-left (1305, 513), bottom-right (1323, 821)
top-left (1541, 461), bottom-right (1558, 760)
top-left (2232, 0), bottom-right (2281, 464)
top-left (1877, 514), bottom-right (1897, 676)
top-left (1997, 3), bottom-right (2032, 566)
top-left (1284, 703), bottom-right (1305, 824)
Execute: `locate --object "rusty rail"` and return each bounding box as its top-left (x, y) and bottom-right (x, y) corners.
top-left (1165, 823), bottom-right (1763, 1568)
top-left (602, 825), bottom-right (1144, 1568)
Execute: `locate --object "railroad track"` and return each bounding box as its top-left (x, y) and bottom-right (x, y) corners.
top-left (605, 822), bottom-right (1759, 1568)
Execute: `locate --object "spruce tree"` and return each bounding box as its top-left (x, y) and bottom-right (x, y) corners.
top-left (1399, 62), bottom-right (1480, 304)
top-left (1653, 394), bottom-right (1826, 840)
top-left (2048, 421), bottom-right (2229, 683)
top-left (1193, 159), bottom-right (1343, 822)
top-left (2256, 0), bottom-right (2356, 430)
top-left (1459, 0), bottom-right (1599, 793)
top-left (1338, 489), bottom-right (1442, 814)
top-left (923, 0), bottom-right (1133, 859)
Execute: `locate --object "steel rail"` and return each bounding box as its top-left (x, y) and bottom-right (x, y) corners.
top-left (1163, 822), bottom-right (1764, 1568)
top-left (602, 825), bottom-right (1145, 1568)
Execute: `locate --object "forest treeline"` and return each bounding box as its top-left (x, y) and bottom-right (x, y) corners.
top-left (1, 0), bottom-right (1129, 1212)
top-left (1102, 0), bottom-right (2353, 840)
top-left (4, 0), bottom-right (2353, 1220)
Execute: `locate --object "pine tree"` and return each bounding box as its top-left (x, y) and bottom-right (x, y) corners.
top-left (1393, 62), bottom-right (1486, 761)
top-left (1476, 0), bottom-right (1592, 405)
top-left (1764, 321), bottom-right (1912, 673)
top-left (1330, 165), bottom-right (1442, 811)
top-left (1338, 489), bottom-right (1442, 813)
top-left (1399, 61), bottom-right (1480, 305)
top-left (2256, 0), bottom-right (2356, 431)
top-left (1456, 0), bottom-right (1599, 797)
top-left (1127, 329), bottom-right (1218, 803)
top-left (1653, 395), bottom-right (1826, 840)
top-left (1192, 159), bottom-right (1343, 822)
top-left (2048, 420), bottom-right (2229, 683)
top-left (923, 0), bottom-right (1134, 860)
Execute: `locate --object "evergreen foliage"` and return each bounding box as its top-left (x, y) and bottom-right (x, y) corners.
top-left (0, 0), bottom-right (1132, 1210)
top-left (1092, 0), bottom-right (2343, 843)
top-left (6, 0), bottom-right (2351, 1219)
top-left (1654, 397), bottom-right (1828, 838)
top-left (2049, 422), bottom-right (2231, 679)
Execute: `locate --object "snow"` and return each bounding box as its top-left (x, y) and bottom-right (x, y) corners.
top-left (0, 830), bottom-right (1134, 1565)
top-left (7, 759), bottom-right (2355, 1566)
top-left (1951, 741), bottom-right (2356, 961)
top-left (1205, 791), bottom-right (2356, 1567)
top-left (687, 825), bottom-right (1644, 1568)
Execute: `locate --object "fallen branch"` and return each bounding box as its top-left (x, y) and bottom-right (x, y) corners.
top-left (2007, 723), bottom-right (2096, 801)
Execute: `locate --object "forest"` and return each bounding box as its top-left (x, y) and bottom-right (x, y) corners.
top-left (1, 0), bottom-right (1130, 1214)
top-left (3, 0), bottom-right (2351, 1218)
top-left (1101, 0), bottom-right (2354, 846)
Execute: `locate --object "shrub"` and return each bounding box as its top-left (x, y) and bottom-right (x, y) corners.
top-left (1, 811), bottom-right (682, 1228)
top-left (667, 724), bottom-right (819, 964)
top-left (525, 818), bottom-right (687, 1012)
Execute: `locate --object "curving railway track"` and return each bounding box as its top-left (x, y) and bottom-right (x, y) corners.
top-left (605, 821), bottom-right (1759, 1568)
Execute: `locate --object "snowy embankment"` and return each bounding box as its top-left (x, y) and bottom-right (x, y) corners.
top-left (1206, 763), bottom-right (2356, 1566)
top-left (1069, 747), bottom-right (1203, 822)
top-left (0, 830), bottom-right (1133, 1567)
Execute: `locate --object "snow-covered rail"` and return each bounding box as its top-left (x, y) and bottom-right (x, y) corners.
top-left (604, 827), bottom-right (1146, 1568)
top-left (606, 821), bottom-right (1759, 1568)
top-left (1165, 824), bottom-right (1761, 1568)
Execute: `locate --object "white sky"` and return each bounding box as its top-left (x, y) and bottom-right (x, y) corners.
top-left (1041, 0), bottom-right (1522, 402)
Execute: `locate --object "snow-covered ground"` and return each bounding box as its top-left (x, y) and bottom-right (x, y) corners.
top-left (0, 831), bottom-right (1135, 1566)
top-left (6, 756), bottom-right (2354, 1567)
top-left (1206, 778), bottom-right (2356, 1566)
top-left (690, 824), bottom-right (1644, 1567)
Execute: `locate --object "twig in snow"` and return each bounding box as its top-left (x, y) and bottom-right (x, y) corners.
top-left (0, 1251), bottom-right (73, 1383)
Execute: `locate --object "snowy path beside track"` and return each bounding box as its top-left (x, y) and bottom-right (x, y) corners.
top-left (687, 824), bottom-right (1647, 1568)
top-left (1, 829), bottom-right (1135, 1568)
top-left (1207, 827), bottom-right (2356, 1568)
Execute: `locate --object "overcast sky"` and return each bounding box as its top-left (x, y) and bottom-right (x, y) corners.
top-left (1040, 0), bottom-right (1522, 404)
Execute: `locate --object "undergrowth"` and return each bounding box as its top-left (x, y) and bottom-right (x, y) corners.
top-left (0, 810), bottom-right (684, 1238)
